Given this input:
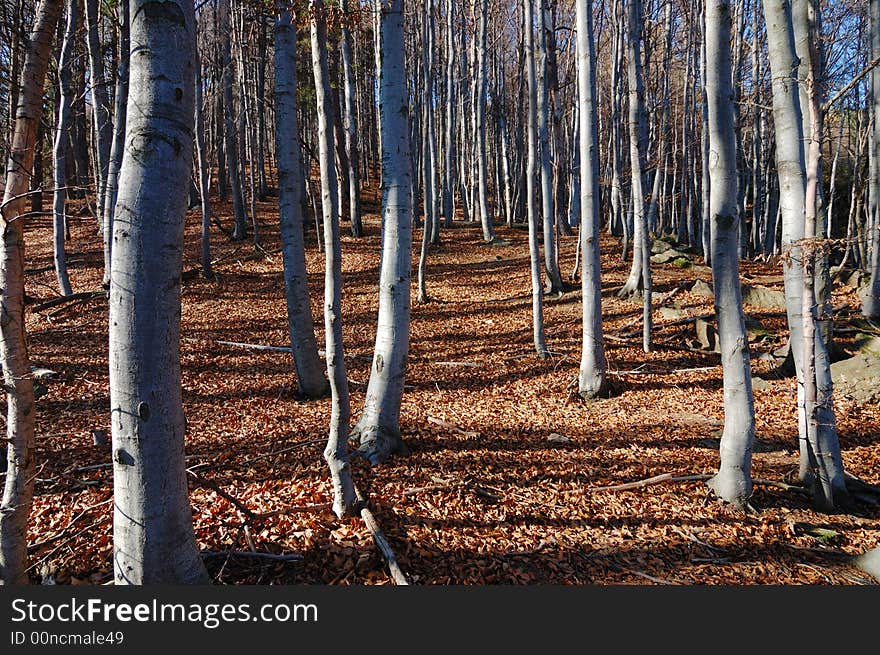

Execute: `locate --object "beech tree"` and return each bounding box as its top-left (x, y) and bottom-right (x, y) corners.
top-left (704, 0), bottom-right (755, 507)
top-left (0, 0), bottom-right (62, 586)
top-left (354, 0), bottom-right (414, 464)
top-left (575, 0), bottom-right (608, 399)
top-left (275, 0), bottom-right (328, 400)
top-left (109, 0), bottom-right (208, 584)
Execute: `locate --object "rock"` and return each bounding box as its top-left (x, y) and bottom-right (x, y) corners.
top-left (695, 318), bottom-right (720, 352)
top-left (751, 377), bottom-right (772, 391)
top-left (671, 257), bottom-right (691, 268)
top-left (659, 307), bottom-right (687, 320)
top-left (742, 285), bottom-right (786, 309)
top-left (31, 367), bottom-right (57, 381)
top-left (856, 547), bottom-right (880, 583)
top-left (855, 334), bottom-right (880, 356)
top-left (651, 239), bottom-right (673, 255)
top-left (844, 269), bottom-right (866, 289)
top-left (650, 249), bottom-right (691, 264)
top-left (858, 279), bottom-right (873, 307)
top-left (691, 279), bottom-right (714, 298)
top-left (547, 433), bottom-right (571, 445)
top-left (744, 316), bottom-right (770, 342)
top-left (831, 354), bottom-right (880, 405)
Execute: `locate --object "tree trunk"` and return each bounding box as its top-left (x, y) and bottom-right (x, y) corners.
top-left (575, 0), bottom-right (608, 398)
top-left (765, 0), bottom-right (846, 508)
top-left (0, 0), bottom-right (62, 586)
top-left (866, 0), bottom-right (880, 318)
top-left (275, 4), bottom-right (329, 400)
top-left (309, 0), bottom-right (358, 517)
top-left (354, 0), bottom-right (414, 464)
top-left (704, 0), bottom-right (755, 507)
top-left (101, 0), bottom-right (129, 288)
top-left (84, 0), bottom-right (113, 222)
top-left (341, 0), bottom-right (362, 237)
top-left (525, 0), bottom-right (549, 358)
top-left (109, 0), bottom-right (209, 584)
top-left (53, 0), bottom-right (78, 297)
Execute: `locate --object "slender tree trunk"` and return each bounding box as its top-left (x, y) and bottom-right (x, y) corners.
top-left (53, 0), bottom-right (78, 297)
top-left (84, 0), bottom-right (112, 223)
top-left (101, 0), bottom-right (129, 288)
top-left (309, 0), bottom-right (358, 517)
top-left (0, 0), bottom-right (62, 586)
top-left (354, 0), bottom-right (414, 464)
top-left (537, 0), bottom-right (562, 293)
top-left (765, 0), bottom-right (846, 508)
top-left (575, 0), bottom-right (608, 398)
top-left (704, 0), bottom-right (755, 507)
top-left (341, 0), bottom-right (362, 237)
top-left (525, 0), bottom-right (549, 358)
top-left (195, 61), bottom-right (213, 279)
top-left (275, 4), bottom-right (329, 400)
top-left (222, 0), bottom-right (247, 241)
top-left (866, 0), bottom-right (880, 318)
top-left (109, 0), bottom-right (208, 584)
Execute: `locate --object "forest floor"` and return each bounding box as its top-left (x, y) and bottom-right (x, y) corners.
top-left (20, 188), bottom-right (880, 585)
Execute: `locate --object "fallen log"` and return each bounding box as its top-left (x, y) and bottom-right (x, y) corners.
top-left (356, 487), bottom-right (410, 585)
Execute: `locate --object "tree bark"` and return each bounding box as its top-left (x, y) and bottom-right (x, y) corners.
top-left (354, 0), bottom-right (414, 464)
top-left (53, 0), bottom-right (78, 297)
top-left (109, 0), bottom-right (209, 584)
top-left (704, 0), bottom-right (755, 507)
top-left (575, 0), bottom-right (608, 398)
top-left (0, 0), bottom-right (62, 586)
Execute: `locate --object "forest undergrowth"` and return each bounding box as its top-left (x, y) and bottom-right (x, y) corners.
top-left (20, 192), bottom-right (880, 585)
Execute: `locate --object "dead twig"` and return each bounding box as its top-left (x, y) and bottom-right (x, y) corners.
top-left (355, 486), bottom-right (410, 585)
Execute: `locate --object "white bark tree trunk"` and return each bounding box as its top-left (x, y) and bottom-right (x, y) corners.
top-left (310, 0), bottom-right (357, 517)
top-left (354, 0), bottom-right (414, 464)
top-left (109, 0), bottom-right (208, 584)
top-left (53, 0), bottom-right (78, 297)
top-left (525, 0), bottom-right (549, 359)
top-left (0, 0), bottom-right (62, 586)
top-left (275, 3), bottom-right (329, 401)
top-left (765, 0), bottom-right (846, 508)
top-left (575, 0), bottom-right (608, 398)
top-left (866, 0), bottom-right (880, 318)
top-left (704, 0), bottom-right (755, 507)
top-left (101, 0), bottom-right (130, 288)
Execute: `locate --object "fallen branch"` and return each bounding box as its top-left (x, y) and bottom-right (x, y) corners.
top-left (216, 340), bottom-right (292, 353)
top-left (187, 469), bottom-right (255, 521)
top-left (588, 473), bottom-right (676, 491)
top-left (31, 290), bottom-right (105, 313)
top-left (355, 487), bottom-right (410, 585)
top-left (433, 361), bottom-right (479, 367)
top-left (202, 551), bottom-right (303, 562)
top-left (239, 438), bottom-right (325, 466)
top-left (28, 498), bottom-right (113, 552)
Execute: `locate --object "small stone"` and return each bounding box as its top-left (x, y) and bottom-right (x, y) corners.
top-left (691, 279), bottom-right (714, 298)
top-left (547, 433), bottom-right (571, 444)
top-left (751, 377), bottom-right (772, 391)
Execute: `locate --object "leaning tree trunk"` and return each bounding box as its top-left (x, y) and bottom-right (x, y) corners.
top-left (353, 0), bottom-right (414, 465)
top-left (109, 0), bottom-right (209, 584)
top-left (704, 0), bottom-right (755, 508)
top-left (0, 0), bottom-right (62, 586)
top-left (52, 0), bottom-right (78, 297)
top-left (310, 0), bottom-right (357, 517)
top-left (275, 3), bottom-right (329, 400)
top-left (101, 0), bottom-right (129, 288)
top-left (575, 0), bottom-right (608, 398)
top-left (765, 0), bottom-right (846, 509)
